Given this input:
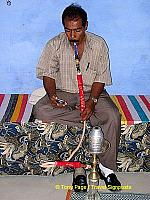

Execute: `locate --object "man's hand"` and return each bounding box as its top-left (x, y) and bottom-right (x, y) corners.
top-left (50, 95), bottom-right (67, 108)
top-left (80, 99), bottom-right (96, 121)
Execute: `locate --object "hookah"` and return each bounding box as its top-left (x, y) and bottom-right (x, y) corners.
top-left (40, 42), bottom-right (110, 200)
top-left (73, 42), bottom-right (110, 200)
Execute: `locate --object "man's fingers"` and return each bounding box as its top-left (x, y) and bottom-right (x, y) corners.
top-left (75, 105), bottom-right (80, 110)
top-left (81, 110), bottom-right (93, 121)
top-left (81, 110), bottom-right (87, 120)
top-left (56, 103), bottom-right (66, 108)
top-left (50, 98), bottom-right (67, 108)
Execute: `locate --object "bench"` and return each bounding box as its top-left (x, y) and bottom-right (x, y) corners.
top-left (0, 94), bottom-right (150, 175)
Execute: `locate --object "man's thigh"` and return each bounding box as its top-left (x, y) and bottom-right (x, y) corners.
top-left (90, 90), bottom-right (120, 126)
top-left (32, 91), bottom-right (83, 126)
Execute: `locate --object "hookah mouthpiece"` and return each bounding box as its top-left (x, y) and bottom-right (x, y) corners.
top-left (74, 42), bottom-right (78, 59)
top-left (73, 42), bottom-right (80, 71)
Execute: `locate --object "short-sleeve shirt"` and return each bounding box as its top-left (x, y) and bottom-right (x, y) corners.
top-left (36, 32), bottom-right (112, 93)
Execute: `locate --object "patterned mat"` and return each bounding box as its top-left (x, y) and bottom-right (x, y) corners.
top-left (0, 122), bottom-right (150, 175)
top-left (66, 190), bottom-right (150, 200)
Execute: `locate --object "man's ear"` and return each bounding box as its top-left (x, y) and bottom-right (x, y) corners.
top-left (85, 21), bottom-right (88, 30)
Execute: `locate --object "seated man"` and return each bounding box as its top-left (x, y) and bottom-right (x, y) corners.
top-left (33, 3), bottom-right (121, 191)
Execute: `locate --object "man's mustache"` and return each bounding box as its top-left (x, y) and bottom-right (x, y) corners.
top-left (69, 40), bottom-right (79, 43)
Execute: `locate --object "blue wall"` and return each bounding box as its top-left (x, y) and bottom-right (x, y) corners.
top-left (0, 0), bottom-right (150, 94)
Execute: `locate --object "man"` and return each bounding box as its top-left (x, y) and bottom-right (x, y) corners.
top-left (33, 4), bottom-right (121, 191)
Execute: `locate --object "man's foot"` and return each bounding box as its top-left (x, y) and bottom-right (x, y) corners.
top-left (102, 173), bottom-right (121, 191)
top-left (96, 165), bottom-right (121, 191)
top-left (72, 168), bottom-right (88, 192)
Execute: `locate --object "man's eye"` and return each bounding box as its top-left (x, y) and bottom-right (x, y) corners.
top-left (65, 29), bottom-right (70, 32)
top-left (76, 29), bottom-right (81, 32)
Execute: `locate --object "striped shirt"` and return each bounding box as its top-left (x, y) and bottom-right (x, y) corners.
top-left (36, 32), bottom-right (112, 93)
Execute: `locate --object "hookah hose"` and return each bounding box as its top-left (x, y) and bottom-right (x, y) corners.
top-left (65, 42), bottom-right (86, 161)
top-left (73, 42), bottom-right (86, 112)
top-left (40, 43), bottom-right (87, 170)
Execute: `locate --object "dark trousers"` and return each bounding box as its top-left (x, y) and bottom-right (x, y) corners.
top-left (33, 90), bottom-right (121, 171)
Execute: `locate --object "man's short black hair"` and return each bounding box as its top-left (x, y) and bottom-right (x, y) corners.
top-left (62, 3), bottom-right (87, 27)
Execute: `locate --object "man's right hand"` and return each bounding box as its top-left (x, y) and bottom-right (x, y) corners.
top-left (50, 95), bottom-right (67, 108)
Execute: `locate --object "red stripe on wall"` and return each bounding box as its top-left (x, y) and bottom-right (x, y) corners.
top-left (0, 94), bottom-right (5, 106)
top-left (139, 95), bottom-right (150, 112)
top-left (116, 95), bottom-right (134, 125)
top-left (16, 94), bottom-right (28, 122)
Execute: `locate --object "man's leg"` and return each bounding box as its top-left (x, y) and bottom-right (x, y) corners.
top-left (90, 90), bottom-right (121, 171)
top-left (32, 90), bottom-right (85, 128)
top-left (33, 90), bottom-right (88, 192)
top-left (88, 90), bottom-right (121, 190)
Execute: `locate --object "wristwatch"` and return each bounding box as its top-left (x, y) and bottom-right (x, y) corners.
top-left (90, 97), bottom-right (98, 104)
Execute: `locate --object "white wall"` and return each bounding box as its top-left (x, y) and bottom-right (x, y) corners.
top-left (0, 0), bottom-right (150, 94)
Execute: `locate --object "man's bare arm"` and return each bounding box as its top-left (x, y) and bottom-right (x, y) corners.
top-left (43, 76), bottom-right (56, 98)
top-left (43, 76), bottom-right (67, 108)
top-left (89, 82), bottom-right (105, 100)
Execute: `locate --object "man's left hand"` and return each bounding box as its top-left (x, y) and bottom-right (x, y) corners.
top-left (80, 99), bottom-right (95, 121)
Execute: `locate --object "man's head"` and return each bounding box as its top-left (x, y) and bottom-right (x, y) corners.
top-left (62, 4), bottom-right (88, 44)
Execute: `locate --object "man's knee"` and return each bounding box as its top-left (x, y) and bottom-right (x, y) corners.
top-left (112, 107), bottom-right (121, 123)
top-left (32, 104), bottom-right (45, 119)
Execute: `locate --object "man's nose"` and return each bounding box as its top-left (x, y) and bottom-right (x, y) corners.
top-left (70, 30), bottom-right (76, 39)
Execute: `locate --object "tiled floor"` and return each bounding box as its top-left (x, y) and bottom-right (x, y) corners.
top-left (0, 172), bottom-right (150, 200)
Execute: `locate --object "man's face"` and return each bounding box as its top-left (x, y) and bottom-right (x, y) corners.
top-left (64, 17), bottom-right (88, 45)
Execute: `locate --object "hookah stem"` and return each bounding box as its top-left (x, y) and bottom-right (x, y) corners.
top-left (93, 154), bottom-right (97, 169)
top-left (74, 42), bottom-right (86, 112)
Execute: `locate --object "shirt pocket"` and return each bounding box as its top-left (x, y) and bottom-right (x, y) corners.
top-left (82, 69), bottom-right (97, 86)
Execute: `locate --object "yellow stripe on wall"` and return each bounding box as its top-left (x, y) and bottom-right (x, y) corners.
top-left (10, 94), bottom-right (23, 122)
top-left (111, 95), bottom-right (127, 125)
